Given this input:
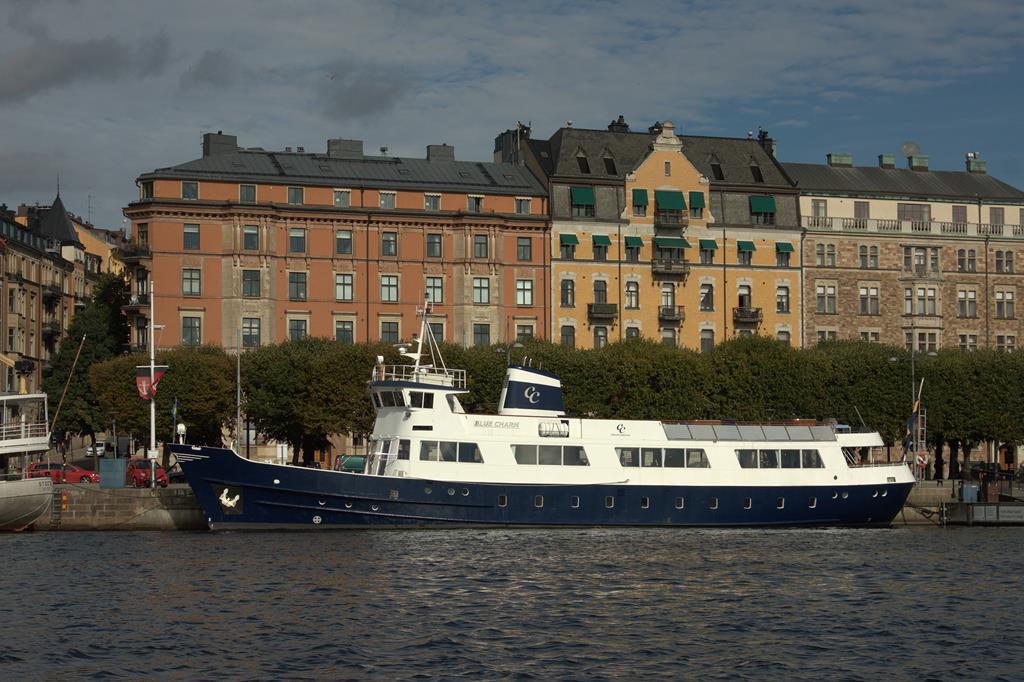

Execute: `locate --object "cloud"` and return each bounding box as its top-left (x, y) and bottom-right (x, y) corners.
top-left (179, 49), bottom-right (249, 90)
top-left (0, 29), bottom-right (170, 105)
top-left (312, 58), bottom-right (410, 119)
top-left (773, 119), bottom-right (809, 128)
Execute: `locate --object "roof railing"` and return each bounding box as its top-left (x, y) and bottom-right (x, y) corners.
top-left (372, 364), bottom-right (466, 389)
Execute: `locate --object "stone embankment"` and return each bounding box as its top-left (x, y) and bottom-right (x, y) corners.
top-left (39, 483), bottom-right (207, 531)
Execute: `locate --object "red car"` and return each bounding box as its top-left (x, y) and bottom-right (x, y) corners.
top-left (26, 461), bottom-right (100, 484)
top-left (125, 459), bottom-right (169, 488)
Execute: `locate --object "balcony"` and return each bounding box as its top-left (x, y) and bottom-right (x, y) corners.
top-left (117, 242), bottom-right (152, 264)
top-left (122, 292), bottom-right (151, 311)
top-left (587, 302), bottom-right (618, 320)
top-left (651, 258), bottom-right (690, 276)
top-left (802, 215), bottom-right (1024, 238)
top-left (41, 321), bottom-right (60, 338)
top-left (654, 210), bottom-right (688, 231)
top-left (901, 264), bottom-right (942, 280)
top-left (42, 283), bottom-right (62, 302)
top-left (658, 305), bottom-right (686, 323)
top-left (733, 307), bottom-right (763, 324)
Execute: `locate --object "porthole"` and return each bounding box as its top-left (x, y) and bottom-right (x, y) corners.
top-left (808, 496), bottom-right (817, 509)
top-left (498, 494), bottom-right (508, 508)
top-left (639, 496), bottom-right (649, 509)
top-left (776, 497), bottom-right (785, 510)
top-left (841, 491), bottom-right (849, 499)
top-left (605, 496), bottom-right (615, 509)
top-left (743, 498), bottom-right (752, 510)
top-left (881, 490), bottom-right (888, 497)
top-left (872, 490), bottom-right (878, 498)
top-left (424, 487), bottom-right (432, 495)
top-left (344, 501), bottom-right (353, 509)
top-left (710, 497), bottom-right (718, 510)
top-left (832, 491), bottom-right (839, 500)
top-left (448, 488), bottom-right (455, 496)
top-left (273, 479), bottom-right (280, 485)
top-left (534, 495), bottom-right (544, 508)
top-left (675, 497), bottom-right (684, 510)
top-left (371, 504), bottom-right (380, 512)
top-left (462, 488), bottom-right (469, 496)
top-left (570, 495), bottom-right (580, 509)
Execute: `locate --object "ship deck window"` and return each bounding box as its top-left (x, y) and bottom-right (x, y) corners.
top-left (539, 445), bottom-right (561, 465)
top-left (641, 449), bottom-right (661, 467)
top-left (398, 439), bottom-right (410, 460)
top-left (630, 447), bottom-right (709, 468)
top-left (563, 446), bottom-right (587, 466)
top-left (440, 441), bottom-right (458, 462)
top-left (737, 449), bottom-right (758, 468)
top-left (409, 392), bottom-right (434, 409)
top-left (513, 444), bottom-right (589, 466)
top-left (802, 450), bottom-right (824, 468)
top-left (618, 448), bottom-right (639, 467)
top-left (738, 448), bottom-right (823, 469)
top-left (781, 449), bottom-right (801, 468)
top-left (514, 444), bottom-right (537, 464)
top-left (378, 391), bottom-right (405, 408)
top-left (687, 450), bottom-right (710, 468)
top-left (419, 440), bottom-right (484, 463)
top-left (458, 442), bottom-right (483, 463)
top-left (759, 450), bottom-right (779, 468)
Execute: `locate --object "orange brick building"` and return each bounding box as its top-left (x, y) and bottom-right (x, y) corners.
top-left (122, 133), bottom-right (549, 350)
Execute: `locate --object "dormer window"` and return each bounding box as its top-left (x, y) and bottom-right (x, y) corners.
top-left (750, 161), bottom-right (764, 183)
top-left (709, 155), bottom-right (724, 181)
top-left (576, 155), bottom-right (591, 174)
top-left (603, 157), bottom-right (617, 175)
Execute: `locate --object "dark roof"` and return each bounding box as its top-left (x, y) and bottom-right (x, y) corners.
top-left (534, 126), bottom-right (795, 188)
top-left (784, 163), bottom-right (1024, 202)
top-left (140, 150), bottom-right (546, 197)
top-left (36, 195), bottom-right (83, 247)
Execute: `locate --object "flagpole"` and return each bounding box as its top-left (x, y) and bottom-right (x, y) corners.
top-left (149, 281), bottom-right (157, 488)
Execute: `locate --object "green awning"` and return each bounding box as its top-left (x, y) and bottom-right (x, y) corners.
top-left (654, 237), bottom-right (691, 249)
top-left (592, 235), bottom-right (612, 246)
top-left (689, 191), bottom-right (705, 209)
top-left (749, 195), bottom-right (776, 213)
top-left (775, 242), bottom-right (794, 253)
top-left (559, 234), bottom-right (579, 245)
top-left (632, 189), bottom-right (648, 206)
top-left (654, 190), bottom-right (685, 210)
top-left (624, 236), bottom-right (643, 247)
top-left (737, 240), bottom-right (756, 252)
top-left (699, 239), bottom-right (718, 250)
top-left (570, 186), bottom-right (595, 206)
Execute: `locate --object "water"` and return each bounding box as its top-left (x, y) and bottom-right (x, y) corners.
top-left (2, 527), bottom-right (1022, 681)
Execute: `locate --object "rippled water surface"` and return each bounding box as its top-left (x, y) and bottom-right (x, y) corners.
top-left (3, 527), bottom-right (1023, 680)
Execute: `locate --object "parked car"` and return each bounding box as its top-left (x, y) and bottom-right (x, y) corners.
top-left (26, 461), bottom-right (100, 484)
top-left (125, 459), bottom-right (169, 488)
top-left (969, 462), bottom-right (1014, 480)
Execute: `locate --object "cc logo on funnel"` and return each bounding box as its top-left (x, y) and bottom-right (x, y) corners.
top-left (524, 386), bottom-right (540, 404)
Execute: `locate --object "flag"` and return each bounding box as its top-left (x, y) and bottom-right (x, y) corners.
top-left (135, 365), bottom-right (168, 399)
top-left (171, 398), bottom-right (178, 422)
top-left (902, 398), bottom-right (920, 453)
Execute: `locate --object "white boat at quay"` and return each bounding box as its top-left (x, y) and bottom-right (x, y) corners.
top-left (0, 393), bottom-right (53, 532)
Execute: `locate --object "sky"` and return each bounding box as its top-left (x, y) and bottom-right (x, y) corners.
top-left (2, 0), bottom-right (1024, 231)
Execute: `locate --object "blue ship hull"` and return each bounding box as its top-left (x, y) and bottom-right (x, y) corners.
top-left (173, 445), bottom-right (915, 530)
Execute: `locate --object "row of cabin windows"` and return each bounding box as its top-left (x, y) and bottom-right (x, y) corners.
top-left (172, 181), bottom-right (532, 214)
top-left (373, 391), bottom-right (405, 408)
top-left (736, 449), bottom-right (824, 469)
top-left (512, 444), bottom-right (589, 466)
top-left (505, 494), bottom-right (839, 510)
top-left (419, 441), bottom-right (484, 463)
top-left (616, 447), bottom-right (710, 468)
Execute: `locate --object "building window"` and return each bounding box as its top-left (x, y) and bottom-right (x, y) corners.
top-left (182, 268), bottom-right (201, 296)
top-left (738, 246), bottom-right (752, 267)
top-left (181, 317), bottom-right (201, 346)
top-left (858, 245), bottom-right (878, 269)
top-left (428, 322), bottom-right (444, 341)
top-left (826, 244), bottom-right (836, 266)
top-left (737, 284), bottom-right (752, 308)
top-left (816, 284), bottom-right (836, 314)
top-left (560, 279), bottom-right (575, 308)
top-left (381, 232), bottom-right (397, 257)
top-left (594, 326), bottom-right (608, 349)
top-left (996, 290), bottom-right (1015, 319)
top-left (515, 280), bottom-right (533, 306)
top-left (183, 223), bottom-right (200, 250)
top-left (915, 287), bottom-right (937, 315)
top-left (860, 331), bottom-right (880, 343)
top-left (700, 329), bottom-right (715, 352)
top-left (959, 333), bottom-right (978, 351)
top-left (381, 321), bottom-right (399, 343)
top-left (473, 277), bottom-right (490, 304)
top-left (336, 230), bottom-right (353, 255)
top-left (625, 327), bottom-right (641, 340)
top-left (958, 289), bottom-right (977, 318)
top-left (664, 161), bottom-right (671, 177)
top-left (288, 228), bottom-right (306, 253)
top-left (571, 199), bottom-right (595, 218)
top-left (633, 197), bottom-right (647, 217)
top-left (473, 235), bottom-right (488, 258)
top-left (817, 330), bottom-right (838, 343)
top-left (700, 246), bottom-right (715, 265)
top-left (898, 202), bottom-right (930, 224)
top-left (561, 325), bottom-right (575, 347)
top-left (777, 330), bottom-right (791, 345)
top-left (287, 187), bottom-right (304, 205)
top-left (952, 205), bottom-right (968, 225)
top-left (593, 280), bottom-right (608, 304)
top-left (288, 319), bottom-right (308, 340)
top-left (776, 250), bottom-right (790, 268)
top-left (576, 155), bottom-right (591, 174)
top-left (517, 237), bottom-right (532, 261)
top-left (239, 184), bottom-right (256, 204)
top-left (334, 189), bottom-right (350, 208)
top-left (335, 320), bottom-right (354, 344)
top-left (468, 195), bottom-right (484, 212)
top-left (996, 250), bottom-right (1015, 273)
top-left (859, 286), bottom-right (879, 315)
top-left (776, 286), bottom-right (790, 313)
top-left (996, 335), bottom-right (1016, 352)
top-left (141, 181), bottom-right (154, 199)
top-left (380, 275), bottom-right (399, 303)
top-left (700, 283), bottom-right (714, 312)
top-left (515, 198), bottom-right (531, 214)
top-left (990, 207), bottom-right (1005, 226)
top-left (661, 327), bottom-right (677, 347)
top-left (625, 282), bottom-right (640, 309)
top-left (625, 243), bottom-right (640, 262)
top-left (243, 225), bottom-right (259, 251)
top-left (379, 192), bottom-right (396, 209)
top-left (752, 208), bottom-right (775, 225)
top-left (242, 318), bottom-right (261, 348)
top-left (425, 276), bottom-right (443, 304)
top-left (242, 270), bottom-right (260, 298)
top-left (181, 181), bottom-right (198, 200)
top-left (288, 272), bottom-right (307, 301)
top-left (750, 162), bottom-right (764, 183)
top-left (560, 241), bottom-right (576, 260)
top-left (137, 223), bottom-right (149, 245)
top-left (424, 194), bottom-right (440, 211)
top-left (516, 325), bottom-right (534, 341)
top-left (473, 324), bottom-right (490, 346)
top-left (426, 233), bottom-right (442, 258)
top-left (336, 273), bottom-right (354, 301)
top-left (811, 199), bottom-right (827, 219)
top-left (854, 201), bottom-right (870, 225)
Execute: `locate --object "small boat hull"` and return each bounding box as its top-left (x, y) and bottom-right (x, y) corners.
top-left (0, 477), bottom-right (53, 532)
top-left (174, 445), bottom-right (914, 530)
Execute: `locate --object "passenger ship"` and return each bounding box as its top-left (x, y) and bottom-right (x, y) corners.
top-left (173, 312), bottom-right (915, 530)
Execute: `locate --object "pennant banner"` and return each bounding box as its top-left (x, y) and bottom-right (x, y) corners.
top-left (136, 365), bottom-right (169, 400)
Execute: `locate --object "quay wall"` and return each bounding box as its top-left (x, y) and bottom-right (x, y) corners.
top-left (41, 483), bottom-right (207, 531)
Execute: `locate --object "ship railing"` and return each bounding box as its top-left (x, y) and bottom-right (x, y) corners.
top-left (0, 421), bottom-right (48, 441)
top-left (373, 364), bottom-right (466, 389)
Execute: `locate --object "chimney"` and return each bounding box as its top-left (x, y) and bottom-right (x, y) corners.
top-left (908, 155), bottom-right (929, 171)
top-left (607, 115), bottom-right (630, 133)
top-left (878, 154), bottom-right (896, 169)
top-left (327, 138), bottom-right (363, 159)
top-left (757, 128), bottom-right (776, 157)
top-left (965, 153), bottom-right (987, 174)
top-left (426, 144), bottom-right (455, 162)
top-left (202, 131), bottom-right (238, 157)
top-left (826, 153), bottom-right (853, 167)
top-left (494, 123), bottom-right (530, 163)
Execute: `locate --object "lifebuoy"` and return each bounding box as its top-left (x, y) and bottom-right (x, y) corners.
top-left (915, 455), bottom-right (927, 467)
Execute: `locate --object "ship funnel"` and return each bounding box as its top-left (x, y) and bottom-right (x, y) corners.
top-left (498, 366), bottom-right (565, 417)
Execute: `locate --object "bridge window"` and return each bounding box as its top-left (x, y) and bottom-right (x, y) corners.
top-left (409, 392), bottom-right (435, 409)
top-left (397, 439), bottom-right (410, 460)
top-left (802, 449), bottom-right (824, 468)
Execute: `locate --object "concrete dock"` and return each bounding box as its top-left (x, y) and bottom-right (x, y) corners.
top-left (39, 482), bottom-right (206, 531)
